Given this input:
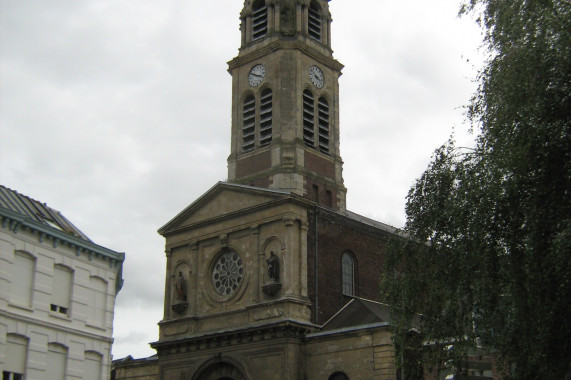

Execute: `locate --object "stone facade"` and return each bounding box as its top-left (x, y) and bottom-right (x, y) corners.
top-left (139, 182), bottom-right (397, 379)
top-left (0, 185), bottom-right (124, 380)
top-left (306, 325), bottom-right (395, 380)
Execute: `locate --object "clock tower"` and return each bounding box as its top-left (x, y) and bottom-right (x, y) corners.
top-left (227, 0), bottom-right (347, 211)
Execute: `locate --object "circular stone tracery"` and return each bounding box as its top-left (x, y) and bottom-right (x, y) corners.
top-left (212, 251), bottom-right (244, 296)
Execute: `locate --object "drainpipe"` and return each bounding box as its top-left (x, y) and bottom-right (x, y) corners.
top-left (314, 205), bottom-right (319, 324)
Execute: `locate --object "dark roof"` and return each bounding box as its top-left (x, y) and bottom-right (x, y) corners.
top-left (321, 297), bottom-right (392, 331)
top-left (0, 185), bottom-right (92, 242)
top-left (344, 210), bottom-right (398, 234)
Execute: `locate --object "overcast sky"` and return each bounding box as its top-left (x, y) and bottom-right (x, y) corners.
top-left (1, 0), bottom-right (484, 359)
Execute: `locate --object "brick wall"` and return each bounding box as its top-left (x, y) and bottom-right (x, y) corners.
top-left (307, 208), bottom-right (391, 325)
top-left (235, 149), bottom-right (272, 179)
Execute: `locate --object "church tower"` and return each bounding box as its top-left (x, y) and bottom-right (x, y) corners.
top-left (227, 0), bottom-right (347, 211)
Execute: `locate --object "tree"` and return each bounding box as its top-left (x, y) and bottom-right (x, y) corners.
top-left (381, 1), bottom-right (570, 378)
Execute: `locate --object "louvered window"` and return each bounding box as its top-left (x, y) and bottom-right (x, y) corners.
top-left (243, 95), bottom-right (256, 151)
top-left (318, 97), bottom-right (330, 154)
top-left (260, 89), bottom-right (273, 146)
top-left (308, 2), bottom-right (321, 41)
top-left (252, 1), bottom-right (268, 41)
top-left (303, 90), bottom-right (315, 147)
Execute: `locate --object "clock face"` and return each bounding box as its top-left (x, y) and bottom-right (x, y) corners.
top-left (249, 64), bottom-right (266, 87)
top-left (309, 65), bottom-right (324, 88)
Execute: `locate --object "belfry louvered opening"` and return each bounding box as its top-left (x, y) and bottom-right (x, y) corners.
top-left (243, 95), bottom-right (256, 151)
top-left (303, 90), bottom-right (315, 147)
top-left (317, 97), bottom-right (330, 154)
top-left (308, 1), bottom-right (322, 41)
top-left (259, 89), bottom-right (273, 146)
top-left (252, 0), bottom-right (268, 41)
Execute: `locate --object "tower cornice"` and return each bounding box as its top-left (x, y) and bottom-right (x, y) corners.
top-left (228, 39), bottom-right (343, 74)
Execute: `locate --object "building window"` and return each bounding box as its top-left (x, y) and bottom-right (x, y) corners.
top-left (3, 334), bottom-right (28, 380)
top-left (51, 265), bottom-right (72, 316)
top-left (329, 372), bottom-right (349, 380)
top-left (308, 1), bottom-right (322, 41)
top-left (46, 343), bottom-right (67, 380)
top-left (11, 251), bottom-right (35, 307)
top-left (89, 276), bottom-right (108, 326)
top-left (303, 89), bottom-right (315, 147)
top-left (259, 89), bottom-right (273, 146)
top-left (342, 253), bottom-right (355, 296)
top-left (84, 351), bottom-right (102, 380)
top-left (326, 190), bottom-right (333, 208)
top-left (252, 0), bottom-right (268, 41)
top-left (243, 95), bottom-right (256, 151)
top-left (318, 96), bottom-right (330, 154)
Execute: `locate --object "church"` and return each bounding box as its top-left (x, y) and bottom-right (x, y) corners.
top-left (113, 0), bottom-right (401, 378)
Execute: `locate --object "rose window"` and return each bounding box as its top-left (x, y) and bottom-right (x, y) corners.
top-left (212, 251), bottom-right (244, 296)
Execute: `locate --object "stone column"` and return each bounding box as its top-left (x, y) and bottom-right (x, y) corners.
top-left (282, 216), bottom-right (295, 296)
top-left (241, 17), bottom-right (247, 47)
top-left (189, 242), bottom-right (198, 315)
top-left (164, 248), bottom-right (173, 320)
top-left (299, 220), bottom-right (309, 297)
top-left (251, 225), bottom-right (262, 301)
top-left (245, 16), bottom-right (252, 44)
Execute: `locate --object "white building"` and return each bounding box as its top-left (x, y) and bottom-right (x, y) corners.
top-left (0, 185), bottom-right (125, 380)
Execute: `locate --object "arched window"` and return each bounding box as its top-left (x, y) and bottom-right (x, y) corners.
top-left (51, 264), bottom-right (73, 316)
top-left (88, 276), bottom-right (108, 326)
top-left (47, 343), bottom-right (68, 379)
top-left (242, 95), bottom-right (256, 151)
top-left (318, 96), bottom-right (330, 154)
top-left (252, 0), bottom-right (268, 41)
top-left (259, 89), bottom-right (273, 146)
top-left (11, 251), bottom-right (35, 307)
top-left (4, 334), bottom-right (28, 379)
top-left (342, 253), bottom-right (355, 296)
top-left (308, 1), bottom-right (322, 41)
top-left (303, 89), bottom-right (315, 147)
top-left (329, 372), bottom-right (349, 380)
top-left (84, 351), bottom-right (102, 380)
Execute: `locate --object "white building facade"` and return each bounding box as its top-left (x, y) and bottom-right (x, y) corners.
top-left (0, 185), bottom-right (125, 380)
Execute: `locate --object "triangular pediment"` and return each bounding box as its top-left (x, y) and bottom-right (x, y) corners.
top-left (158, 182), bottom-right (294, 235)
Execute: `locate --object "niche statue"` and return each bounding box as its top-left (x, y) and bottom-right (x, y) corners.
top-left (172, 271), bottom-right (188, 315)
top-left (266, 251), bottom-right (280, 282)
top-left (175, 271), bottom-right (187, 302)
top-left (263, 251), bottom-right (281, 296)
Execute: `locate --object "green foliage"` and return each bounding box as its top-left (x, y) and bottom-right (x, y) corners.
top-left (381, 1), bottom-right (570, 378)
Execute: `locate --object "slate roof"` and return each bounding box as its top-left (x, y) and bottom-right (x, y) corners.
top-left (0, 185), bottom-right (92, 242)
top-left (321, 297), bottom-right (392, 331)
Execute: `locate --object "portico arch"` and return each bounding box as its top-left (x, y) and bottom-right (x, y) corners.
top-left (192, 357), bottom-right (250, 380)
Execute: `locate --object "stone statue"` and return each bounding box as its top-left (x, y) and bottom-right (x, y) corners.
top-left (175, 271), bottom-right (187, 302)
top-left (266, 251), bottom-right (280, 282)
